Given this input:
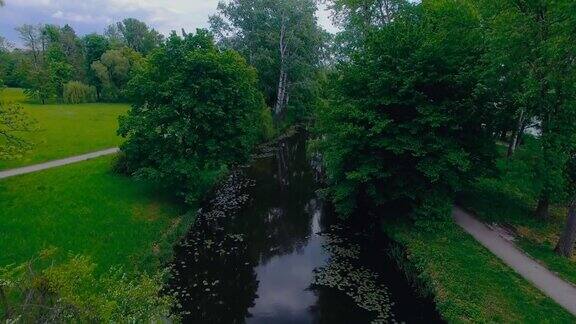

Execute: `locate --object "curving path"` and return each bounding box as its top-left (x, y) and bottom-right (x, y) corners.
top-left (0, 148), bottom-right (119, 180)
top-left (454, 207), bottom-right (576, 316)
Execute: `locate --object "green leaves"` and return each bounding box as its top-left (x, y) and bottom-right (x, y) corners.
top-left (118, 31), bottom-right (269, 204)
top-left (317, 0), bottom-right (494, 219)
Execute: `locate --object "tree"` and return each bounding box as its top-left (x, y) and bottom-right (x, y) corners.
top-left (91, 47), bottom-right (142, 101)
top-left (59, 25), bottom-right (85, 80)
top-left (316, 0), bottom-right (495, 218)
top-left (0, 36), bottom-right (11, 87)
top-left (210, 0), bottom-right (325, 122)
top-left (110, 18), bottom-right (163, 55)
top-left (485, 0), bottom-right (576, 220)
top-left (83, 34), bottom-right (110, 99)
top-left (118, 30), bottom-right (270, 203)
top-left (15, 24), bottom-right (75, 103)
top-left (548, 0), bottom-right (576, 257)
top-left (556, 202), bottom-right (576, 257)
top-left (328, 0), bottom-right (407, 55)
top-left (15, 24), bottom-right (44, 70)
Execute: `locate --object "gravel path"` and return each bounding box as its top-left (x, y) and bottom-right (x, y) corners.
top-left (454, 207), bottom-right (576, 316)
top-left (0, 148), bottom-right (119, 180)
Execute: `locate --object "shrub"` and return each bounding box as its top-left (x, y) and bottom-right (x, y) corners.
top-left (0, 101), bottom-right (33, 159)
top-left (0, 253), bottom-right (175, 322)
top-left (63, 81), bottom-right (97, 104)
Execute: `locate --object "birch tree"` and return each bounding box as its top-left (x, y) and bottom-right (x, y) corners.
top-left (210, 0), bottom-right (325, 121)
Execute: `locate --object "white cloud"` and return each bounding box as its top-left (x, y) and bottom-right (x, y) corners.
top-left (51, 10), bottom-right (110, 23)
top-left (1, 0), bottom-right (337, 45)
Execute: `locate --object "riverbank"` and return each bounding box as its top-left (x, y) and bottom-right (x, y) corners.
top-left (383, 219), bottom-right (575, 322)
top-left (461, 182), bottom-right (576, 288)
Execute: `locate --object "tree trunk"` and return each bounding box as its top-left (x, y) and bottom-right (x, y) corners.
top-left (515, 122), bottom-right (527, 149)
top-left (556, 198), bottom-right (576, 258)
top-left (274, 68), bottom-right (287, 117)
top-left (274, 15), bottom-right (288, 118)
top-left (508, 108), bottom-right (525, 158)
top-left (535, 195), bottom-right (550, 219)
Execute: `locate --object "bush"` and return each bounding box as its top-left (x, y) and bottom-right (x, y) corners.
top-left (0, 101), bottom-right (33, 159)
top-left (63, 81), bottom-right (97, 104)
top-left (118, 30), bottom-right (269, 204)
top-left (0, 253), bottom-right (175, 322)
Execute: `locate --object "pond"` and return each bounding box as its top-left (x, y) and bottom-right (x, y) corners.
top-left (168, 129), bottom-right (444, 323)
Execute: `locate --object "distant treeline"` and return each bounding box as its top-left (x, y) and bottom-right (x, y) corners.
top-left (0, 18), bottom-right (162, 103)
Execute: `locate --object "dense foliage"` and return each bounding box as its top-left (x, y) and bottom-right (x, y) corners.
top-left (210, 0), bottom-right (326, 123)
top-left (0, 18), bottom-right (160, 103)
top-left (63, 81), bottom-right (96, 104)
top-left (0, 99), bottom-right (33, 160)
top-left (118, 30), bottom-right (271, 203)
top-left (91, 47), bottom-right (142, 101)
top-left (317, 1), bottom-right (495, 219)
top-left (0, 253), bottom-right (173, 322)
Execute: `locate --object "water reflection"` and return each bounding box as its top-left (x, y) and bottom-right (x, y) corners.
top-left (168, 129), bottom-right (443, 323)
top-left (246, 199), bottom-right (329, 323)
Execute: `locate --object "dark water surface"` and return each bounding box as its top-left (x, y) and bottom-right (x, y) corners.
top-left (168, 130), bottom-right (443, 323)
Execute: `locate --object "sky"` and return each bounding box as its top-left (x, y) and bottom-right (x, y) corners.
top-left (0, 0), bottom-right (337, 47)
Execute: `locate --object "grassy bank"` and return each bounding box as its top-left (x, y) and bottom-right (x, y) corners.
top-left (0, 88), bottom-right (128, 170)
top-left (0, 155), bottom-right (192, 274)
top-left (458, 135), bottom-right (576, 288)
top-left (383, 220), bottom-right (574, 323)
top-left (461, 182), bottom-right (576, 286)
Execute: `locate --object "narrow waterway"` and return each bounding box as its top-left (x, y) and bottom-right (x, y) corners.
top-left (168, 129), bottom-right (443, 323)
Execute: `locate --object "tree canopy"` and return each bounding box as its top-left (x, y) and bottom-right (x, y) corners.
top-left (210, 0), bottom-right (326, 122)
top-left (316, 1), bottom-right (496, 219)
top-left (118, 30), bottom-right (271, 203)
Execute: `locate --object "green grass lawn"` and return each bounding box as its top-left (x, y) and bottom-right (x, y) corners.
top-left (0, 88), bottom-right (128, 170)
top-left (384, 220), bottom-right (575, 323)
top-left (0, 155), bottom-right (192, 274)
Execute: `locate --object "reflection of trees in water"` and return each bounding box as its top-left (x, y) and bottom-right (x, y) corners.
top-left (311, 225), bottom-right (393, 323)
top-left (169, 229), bottom-right (258, 323)
top-left (167, 129), bottom-right (335, 322)
top-left (309, 287), bottom-right (376, 324)
top-left (234, 131), bottom-right (323, 264)
top-left (168, 172), bottom-right (258, 324)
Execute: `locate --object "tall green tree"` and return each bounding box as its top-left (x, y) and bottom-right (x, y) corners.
top-left (328, 0), bottom-right (407, 55)
top-left (484, 0), bottom-right (576, 222)
top-left (15, 24), bottom-right (77, 102)
top-left (83, 34), bottom-right (110, 99)
top-left (210, 0), bottom-right (325, 122)
top-left (91, 47), bottom-right (142, 101)
top-left (118, 30), bottom-right (270, 203)
top-left (0, 36), bottom-right (11, 88)
top-left (316, 0), bottom-right (495, 219)
top-left (107, 18), bottom-right (163, 55)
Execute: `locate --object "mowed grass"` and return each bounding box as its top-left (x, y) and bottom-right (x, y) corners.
top-left (0, 155), bottom-right (189, 274)
top-left (0, 88), bottom-right (128, 170)
top-left (384, 220), bottom-right (575, 323)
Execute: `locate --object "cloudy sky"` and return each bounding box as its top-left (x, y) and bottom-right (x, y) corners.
top-left (0, 0), bottom-right (337, 47)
